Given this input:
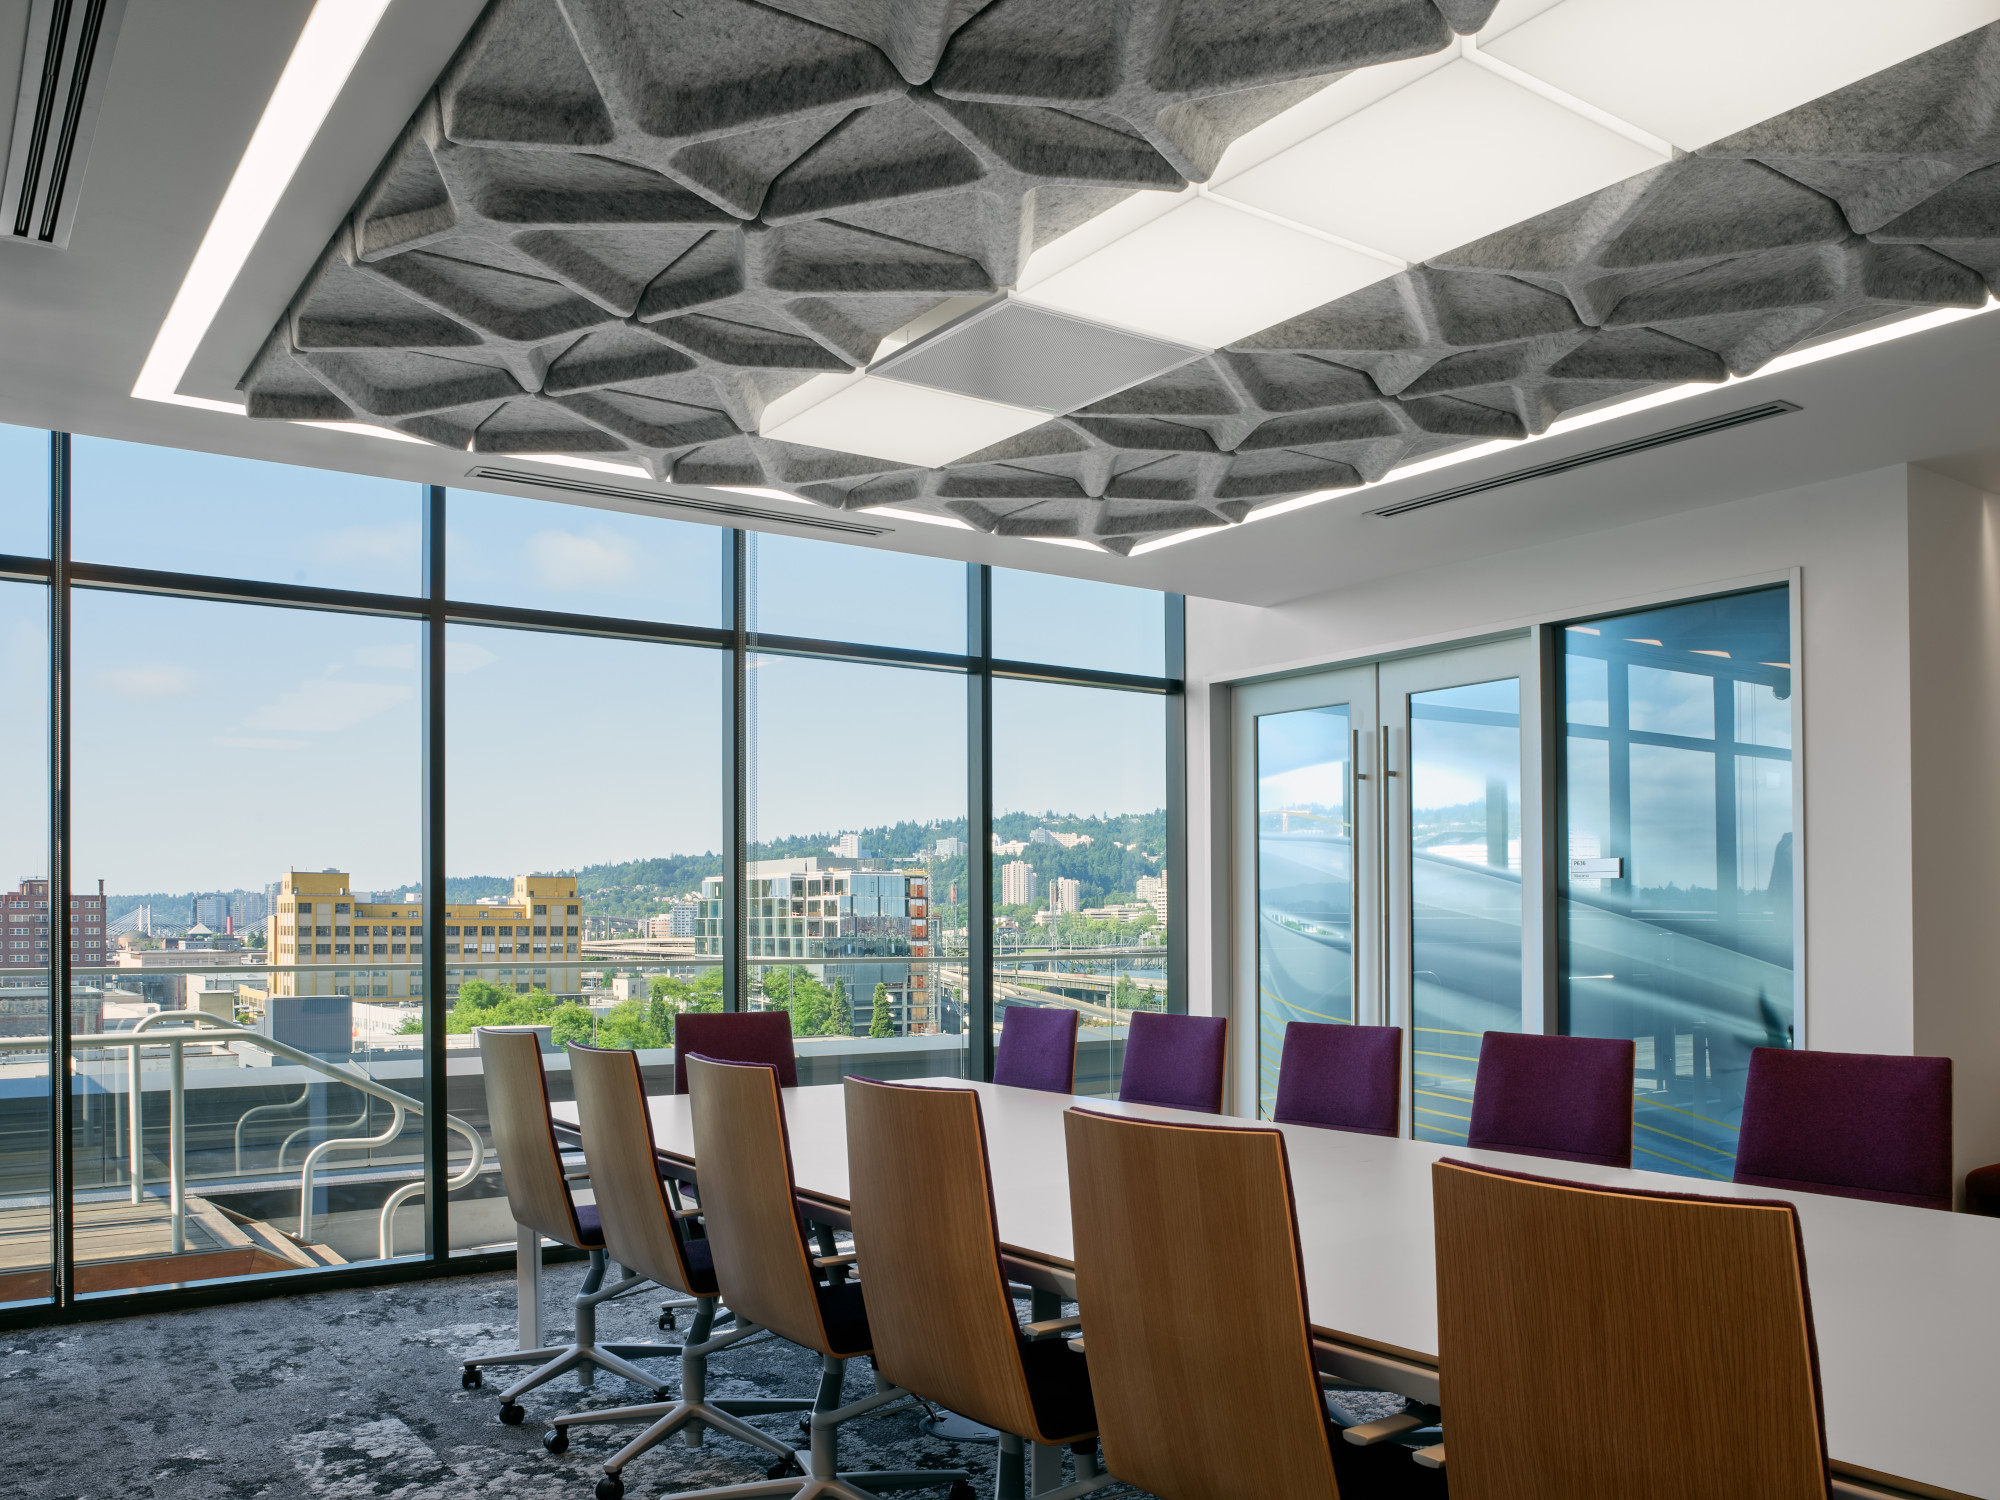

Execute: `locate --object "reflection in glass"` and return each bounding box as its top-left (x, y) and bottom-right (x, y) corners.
top-left (1, 425), bottom-right (46, 558)
top-left (446, 487), bottom-right (721, 626)
top-left (69, 592), bottom-right (423, 1290)
top-left (1560, 588), bottom-right (1794, 1180)
top-left (0, 583), bottom-right (49, 1305)
top-left (743, 655), bottom-right (966, 1080)
top-left (994, 680), bottom-right (1168, 1096)
top-left (445, 626), bottom-right (722, 1252)
top-left (73, 439), bottom-right (418, 593)
top-left (1408, 678), bottom-right (1522, 1145)
top-left (1255, 705), bottom-right (1351, 1117)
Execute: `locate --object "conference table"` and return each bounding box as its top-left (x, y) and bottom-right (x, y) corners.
top-left (550, 1078), bottom-right (1998, 1500)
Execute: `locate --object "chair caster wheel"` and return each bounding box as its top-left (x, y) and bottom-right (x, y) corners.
top-left (596, 1475), bottom-right (625, 1500)
top-left (543, 1428), bottom-right (569, 1454)
top-left (767, 1458), bottom-right (804, 1480)
top-left (461, 1367), bottom-right (484, 1389)
top-left (499, 1403), bottom-right (527, 1426)
top-left (659, 1307), bottom-right (676, 1331)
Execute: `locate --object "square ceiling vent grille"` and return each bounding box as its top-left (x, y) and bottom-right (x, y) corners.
top-left (869, 296), bottom-right (1204, 416)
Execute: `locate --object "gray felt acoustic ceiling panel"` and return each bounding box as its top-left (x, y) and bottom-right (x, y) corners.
top-left (239, 4), bottom-right (2000, 554)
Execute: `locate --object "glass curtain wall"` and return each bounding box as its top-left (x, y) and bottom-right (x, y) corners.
top-left (1559, 587), bottom-right (1795, 1179)
top-left (992, 678), bottom-right (1170, 1097)
top-left (0, 434), bottom-right (1182, 1316)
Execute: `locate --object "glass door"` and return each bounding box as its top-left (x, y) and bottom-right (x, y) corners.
top-left (1236, 668), bottom-right (1379, 1118)
top-left (1235, 637), bottom-right (1540, 1130)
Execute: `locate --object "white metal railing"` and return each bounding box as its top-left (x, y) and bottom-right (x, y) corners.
top-left (0, 1014), bottom-right (484, 1261)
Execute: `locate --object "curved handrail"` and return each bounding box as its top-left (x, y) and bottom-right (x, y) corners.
top-left (105, 1013), bottom-right (488, 1253)
top-left (233, 1084), bottom-right (310, 1174)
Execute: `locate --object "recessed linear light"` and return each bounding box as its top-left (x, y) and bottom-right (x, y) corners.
top-left (132, 0), bottom-right (395, 413)
top-left (1128, 298), bottom-right (2000, 556)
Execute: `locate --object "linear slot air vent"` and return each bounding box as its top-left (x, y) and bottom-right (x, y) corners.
top-left (1, 0), bottom-right (127, 249)
top-left (1370, 401), bottom-right (1802, 519)
top-left (463, 467), bottom-right (892, 536)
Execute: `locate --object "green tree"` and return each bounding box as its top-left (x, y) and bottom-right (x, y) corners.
top-left (596, 999), bottom-right (667, 1049)
top-left (869, 981), bottom-right (893, 1038)
top-left (549, 1002), bottom-right (596, 1049)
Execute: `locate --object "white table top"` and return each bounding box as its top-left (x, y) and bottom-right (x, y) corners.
top-left (551, 1078), bottom-right (2000, 1499)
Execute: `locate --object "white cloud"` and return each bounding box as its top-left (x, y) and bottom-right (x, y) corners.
top-left (213, 736), bottom-right (307, 750)
top-left (529, 529), bottom-right (637, 591)
top-left (97, 666), bottom-right (198, 701)
top-left (242, 678), bottom-right (413, 734)
top-left (353, 643), bottom-right (417, 671)
top-left (446, 641), bottom-right (497, 674)
top-left (316, 523), bottom-right (421, 568)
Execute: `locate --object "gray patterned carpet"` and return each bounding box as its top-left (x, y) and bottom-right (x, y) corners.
top-left (1, 1260), bottom-right (1432, 1499)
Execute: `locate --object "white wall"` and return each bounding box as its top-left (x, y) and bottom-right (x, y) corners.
top-left (1184, 463), bottom-right (2000, 1177)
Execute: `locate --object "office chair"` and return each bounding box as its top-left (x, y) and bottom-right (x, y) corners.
top-left (993, 1005), bottom-right (1080, 1093)
top-left (846, 1077), bottom-right (1107, 1500)
top-left (459, 1028), bottom-right (675, 1421)
top-left (1465, 1031), bottom-right (1634, 1168)
top-left (542, 1044), bottom-right (815, 1476)
top-left (1430, 1159), bottom-right (1833, 1496)
top-left (576, 1054), bottom-right (968, 1500)
top-left (1735, 1046), bottom-right (1953, 1210)
top-left (673, 1010), bottom-right (798, 1093)
top-left (1117, 1012), bottom-right (1227, 1114)
top-left (1273, 1022), bottom-right (1402, 1136)
top-left (1064, 1106), bottom-right (1443, 1500)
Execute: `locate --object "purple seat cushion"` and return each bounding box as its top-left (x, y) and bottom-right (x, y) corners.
top-left (994, 1006), bottom-right (1079, 1093)
top-left (1735, 1047), bottom-right (1953, 1211)
top-left (570, 1202), bottom-right (606, 1248)
top-left (673, 1012), bottom-right (799, 1095)
top-left (816, 1277), bottom-right (872, 1358)
top-left (1467, 1032), bottom-right (1634, 1169)
top-left (1967, 1162), bottom-right (2000, 1217)
top-left (1273, 1022), bottom-right (1401, 1137)
top-left (1118, 1012), bottom-right (1228, 1115)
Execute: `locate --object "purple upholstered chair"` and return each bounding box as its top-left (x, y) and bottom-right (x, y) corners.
top-left (1272, 1021), bottom-right (1402, 1137)
top-left (672, 1011), bottom-right (798, 1095)
top-left (1466, 1031), bottom-right (1634, 1169)
top-left (1119, 1012), bottom-right (1228, 1115)
top-left (1734, 1047), bottom-right (1953, 1211)
top-left (993, 1005), bottom-right (1079, 1093)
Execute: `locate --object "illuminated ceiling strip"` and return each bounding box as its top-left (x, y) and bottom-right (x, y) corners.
top-left (130, 0), bottom-right (395, 414)
top-left (1128, 298), bottom-right (2000, 556)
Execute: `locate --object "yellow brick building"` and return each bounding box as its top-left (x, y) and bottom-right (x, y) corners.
top-left (269, 870), bottom-right (583, 1001)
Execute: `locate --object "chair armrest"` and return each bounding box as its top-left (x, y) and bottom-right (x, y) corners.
top-left (1413, 1445), bottom-right (1445, 1469)
top-left (1023, 1313), bottom-right (1082, 1339)
top-left (672, 1206), bottom-right (702, 1221)
top-left (1066, 1336), bottom-right (1085, 1354)
top-left (813, 1251), bottom-right (857, 1269)
top-left (1342, 1414), bottom-right (1427, 1446)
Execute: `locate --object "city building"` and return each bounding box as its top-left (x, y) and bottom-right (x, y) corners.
top-left (268, 869), bottom-right (583, 1004)
top-left (0, 877), bottom-right (105, 974)
top-left (992, 836), bottom-right (1027, 856)
top-left (934, 837), bottom-right (967, 857)
top-left (648, 899), bottom-right (701, 939)
top-left (1000, 860), bottom-right (1037, 907)
top-left (1030, 828), bottom-right (1093, 850)
top-left (1082, 902), bottom-right (1154, 924)
top-left (1137, 873), bottom-right (1168, 927)
top-left (699, 858), bottom-right (932, 1032)
top-left (829, 834), bottom-right (868, 859)
top-left (1047, 877), bottom-right (1081, 915)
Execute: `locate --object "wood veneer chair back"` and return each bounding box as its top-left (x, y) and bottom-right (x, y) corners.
top-left (477, 1027), bottom-right (592, 1250)
top-left (846, 1078), bottom-right (1089, 1443)
top-left (1065, 1107), bottom-right (1342, 1500)
top-left (567, 1041), bottom-right (703, 1297)
top-left (684, 1053), bottom-right (834, 1355)
top-left (1433, 1160), bottom-right (1831, 1500)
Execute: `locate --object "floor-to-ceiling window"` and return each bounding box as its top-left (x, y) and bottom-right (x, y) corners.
top-left (1558, 587), bottom-right (1795, 1179)
top-left (0, 432), bottom-right (1183, 1318)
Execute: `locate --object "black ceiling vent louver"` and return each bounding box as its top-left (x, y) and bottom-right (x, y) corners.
top-left (1370, 401), bottom-right (1803, 518)
top-left (463, 466), bottom-right (895, 537)
top-left (2, 0), bottom-right (127, 249)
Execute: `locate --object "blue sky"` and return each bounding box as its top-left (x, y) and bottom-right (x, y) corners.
top-left (3, 428), bottom-right (1170, 893)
